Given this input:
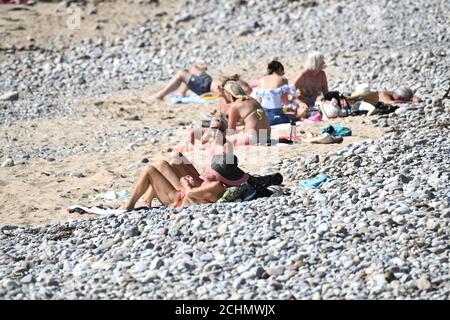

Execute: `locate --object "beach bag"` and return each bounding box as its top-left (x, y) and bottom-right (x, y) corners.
top-left (318, 101), bottom-right (340, 119)
top-left (324, 91), bottom-right (352, 116)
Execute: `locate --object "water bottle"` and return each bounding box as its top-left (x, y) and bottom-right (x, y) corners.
top-left (289, 119), bottom-right (297, 143)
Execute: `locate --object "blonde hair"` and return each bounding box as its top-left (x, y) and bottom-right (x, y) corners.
top-left (223, 81), bottom-right (248, 100)
top-left (219, 74), bottom-right (240, 83)
top-left (304, 52), bottom-right (325, 71)
top-left (394, 86), bottom-right (414, 100)
top-left (195, 59), bottom-right (208, 71)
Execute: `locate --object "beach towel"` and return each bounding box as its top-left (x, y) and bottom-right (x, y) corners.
top-left (170, 94), bottom-right (219, 105)
top-left (80, 190), bottom-right (131, 202)
top-left (321, 125), bottom-right (352, 137)
top-left (67, 205), bottom-right (125, 216)
top-left (67, 205), bottom-right (163, 215)
top-left (299, 173), bottom-right (331, 189)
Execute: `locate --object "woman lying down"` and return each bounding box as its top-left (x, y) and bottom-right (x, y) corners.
top-left (122, 152), bottom-right (283, 210)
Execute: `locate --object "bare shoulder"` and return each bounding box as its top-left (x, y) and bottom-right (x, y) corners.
top-left (297, 69), bottom-right (308, 78)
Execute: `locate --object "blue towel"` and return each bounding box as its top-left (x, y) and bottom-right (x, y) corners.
top-left (321, 125), bottom-right (352, 137)
top-left (170, 94), bottom-right (219, 105)
top-left (299, 173), bottom-right (331, 189)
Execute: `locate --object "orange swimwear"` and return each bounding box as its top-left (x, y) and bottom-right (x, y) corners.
top-left (176, 190), bottom-right (186, 208)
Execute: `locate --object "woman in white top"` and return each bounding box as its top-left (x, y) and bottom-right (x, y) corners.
top-left (251, 61), bottom-right (297, 125)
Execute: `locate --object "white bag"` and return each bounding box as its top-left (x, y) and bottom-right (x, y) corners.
top-left (318, 100), bottom-right (340, 120)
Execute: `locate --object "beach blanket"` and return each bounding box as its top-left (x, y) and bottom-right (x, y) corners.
top-left (299, 173), bottom-right (331, 189)
top-left (170, 94), bottom-right (220, 105)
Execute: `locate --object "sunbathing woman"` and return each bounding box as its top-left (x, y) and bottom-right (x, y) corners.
top-left (251, 60), bottom-right (297, 125)
top-left (293, 52), bottom-right (329, 116)
top-left (222, 80), bottom-right (271, 146)
top-left (122, 151), bottom-right (249, 210)
top-left (378, 86), bottom-right (422, 105)
top-left (148, 61), bottom-right (252, 101)
top-left (148, 61), bottom-right (222, 101)
top-left (217, 74), bottom-right (253, 115)
top-left (347, 84), bottom-right (422, 109)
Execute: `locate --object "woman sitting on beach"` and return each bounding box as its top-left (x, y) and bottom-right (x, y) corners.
top-left (251, 60), bottom-right (298, 125)
top-left (185, 115), bottom-right (233, 152)
top-left (218, 74), bottom-right (253, 115)
top-left (148, 61), bottom-right (252, 101)
top-left (293, 52), bottom-right (329, 116)
top-left (122, 152), bottom-right (249, 210)
top-left (222, 80), bottom-right (271, 146)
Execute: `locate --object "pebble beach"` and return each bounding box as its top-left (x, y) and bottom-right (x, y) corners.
top-left (0, 0), bottom-right (449, 299)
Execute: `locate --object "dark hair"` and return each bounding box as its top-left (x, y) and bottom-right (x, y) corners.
top-left (267, 60), bottom-right (284, 75)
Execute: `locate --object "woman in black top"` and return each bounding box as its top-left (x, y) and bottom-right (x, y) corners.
top-left (149, 62), bottom-right (220, 101)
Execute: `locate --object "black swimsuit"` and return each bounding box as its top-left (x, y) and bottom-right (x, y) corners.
top-left (187, 72), bottom-right (213, 96)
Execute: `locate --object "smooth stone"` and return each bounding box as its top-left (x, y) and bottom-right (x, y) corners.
top-left (0, 91), bottom-right (19, 101)
top-left (1, 158), bottom-right (14, 168)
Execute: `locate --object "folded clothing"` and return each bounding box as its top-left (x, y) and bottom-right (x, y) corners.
top-left (299, 173), bottom-right (331, 189)
top-left (321, 125), bottom-right (352, 137)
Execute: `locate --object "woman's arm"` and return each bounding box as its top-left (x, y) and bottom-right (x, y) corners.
top-left (220, 97), bottom-right (232, 115)
top-left (185, 181), bottom-right (225, 202)
top-left (322, 72), bottom-right (329, 95)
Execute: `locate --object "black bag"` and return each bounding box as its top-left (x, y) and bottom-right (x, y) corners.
top-left (324, 91), bottom-right (341, 103)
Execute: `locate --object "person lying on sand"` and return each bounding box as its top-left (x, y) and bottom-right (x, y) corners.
top-left (147, 61), bottom-right (252, 101)
top-left (378, 86), bottom-right (422, 105)
top-left (122, 152), bottom-right (249, 210)
top-left (347, 84), bottom-right (422, 106)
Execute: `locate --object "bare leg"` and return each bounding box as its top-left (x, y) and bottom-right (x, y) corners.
top-left (176, 83), bottom-right (189, 96)
top-left (187, 128), bottom-right (207, 146)
top-left (123, 165), bottom-right (181, 210)
top-left (150, 69), bottom-right (192, 100)
top-left (140, 160), bottom-right (185, 206)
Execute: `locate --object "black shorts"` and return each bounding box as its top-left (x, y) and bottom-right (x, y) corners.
top-left (187, 72), bottom-right (213, 96)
